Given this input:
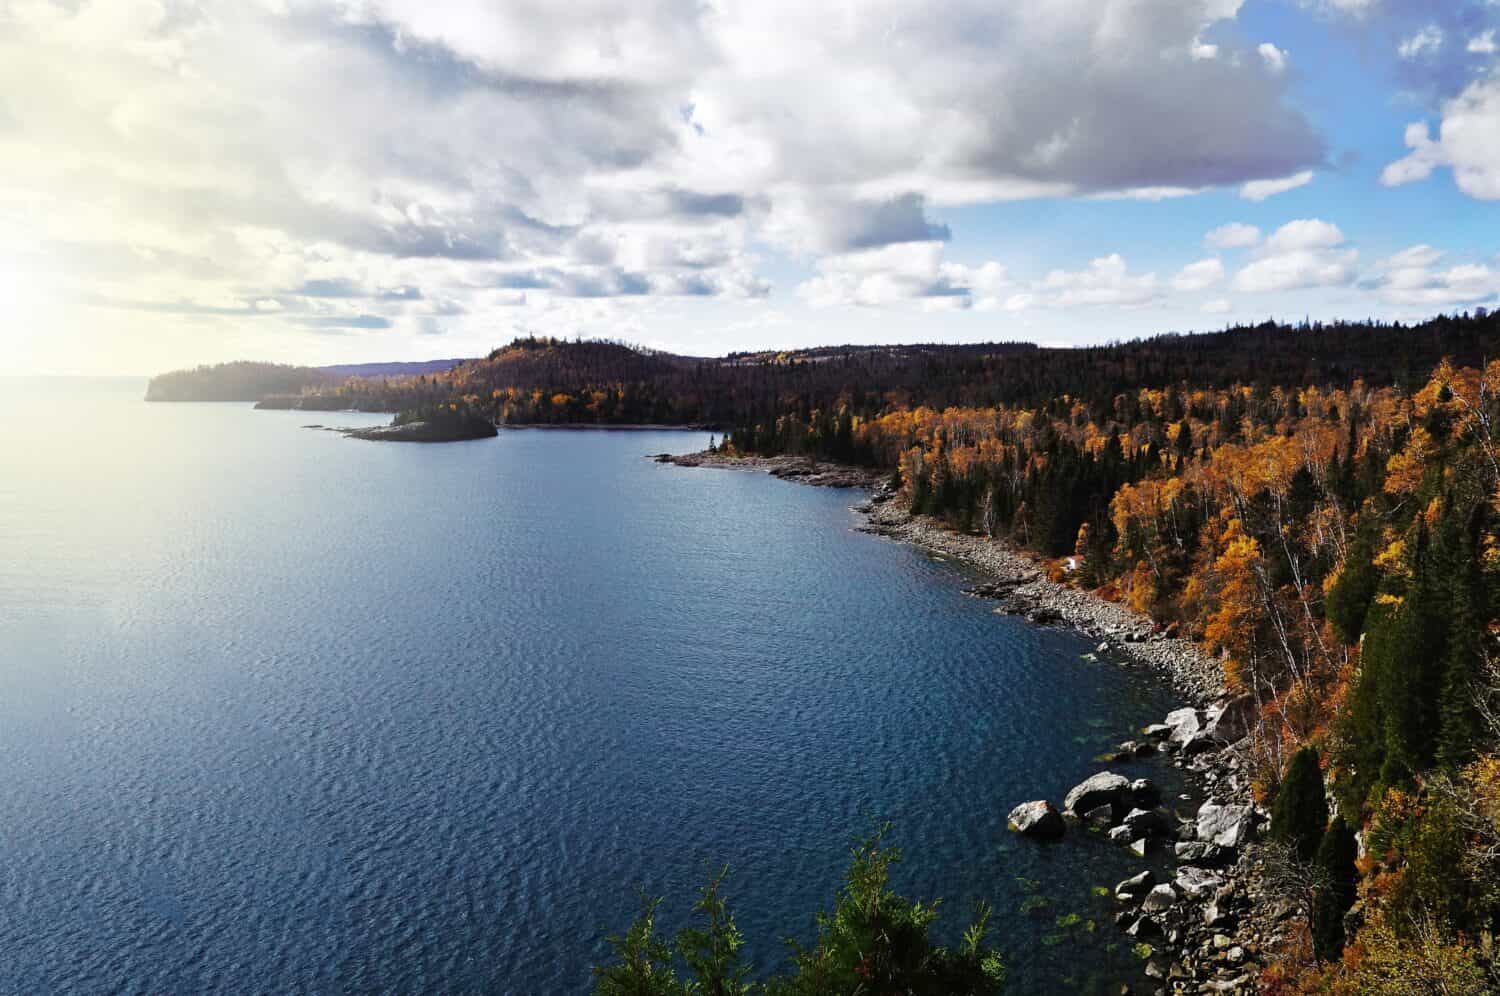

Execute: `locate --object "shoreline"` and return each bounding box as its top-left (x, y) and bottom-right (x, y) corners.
top-left (660, 450), bottom-right (1273, 994)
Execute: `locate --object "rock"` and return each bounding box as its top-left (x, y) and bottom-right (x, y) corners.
top-left (1212, 934), bottom-right (1232, 950)
top-left (1097, 642), bottom-right (1111, 654)
top-left (1123, 808), bottom-right (1169, 837)
top-left (1126, 915), bottom-right (1163, 939)
top-left (1175, 866), bottom-right (1226, 900)
top-left (1164, 707), bottom-right (1203, 745)
top-left (1108, 825), bottom-right (1138, 844)
top-left (1181, 731), bottom-right (1222, 756)
top-left (1116, 870), bottom-right (1154, 898)
top-left (1226, 946), bottom-right (1246, 965)
top-left (1064, 771), bottom-right (1132, 817)
top-left (1128, 837), bottom-right (1149, 858)
top-left (1081, 804), bottom-right (1115, 827)
top-left (1202, 900), bottom-right (1236, 928)
top-left (1141, 884), bottom-right (1177, 913)
top-left (1007, 800), bottom-right (1066, 839)
top-left (1174, 842), bottom-right (1233, 867)
top-left (1144, 958), bottom-right (1167, 980)
top-left (1141, 723), bottom-right (1173, 740)
top-left (1196, 802), bottom-right (1255, 848)
top-left (1130, 777), bottom-right (1161, 807)
top-left (1203, 694), bottom-right (1256, 742)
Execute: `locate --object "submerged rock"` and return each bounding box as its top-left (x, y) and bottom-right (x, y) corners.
top-left (1007, 800), bottom-right (1066, 839)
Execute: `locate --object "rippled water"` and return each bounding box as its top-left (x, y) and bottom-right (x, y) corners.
top-left (0, 379), bottom-right (1190, 994)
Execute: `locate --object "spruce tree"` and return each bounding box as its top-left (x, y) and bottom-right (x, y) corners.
top-left (1270, 747), bottom-right (1328, 862)
top-left (1311, 816), bottom-right (1358, 962)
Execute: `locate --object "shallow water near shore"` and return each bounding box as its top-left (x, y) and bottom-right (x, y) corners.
top-left (1, 379), bottom-right (1190, 993)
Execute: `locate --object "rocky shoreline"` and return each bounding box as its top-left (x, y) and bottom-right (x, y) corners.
top-left (658, 451), bottom-right (1282, 995)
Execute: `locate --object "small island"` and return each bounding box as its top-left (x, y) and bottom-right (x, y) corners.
top-left (342, 404), bottom-right (498, 443)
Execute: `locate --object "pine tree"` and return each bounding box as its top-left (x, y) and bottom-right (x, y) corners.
top-left (1270, 747), bottom-right (1328, 862)
top-left (1311, 816), bottom-right (1358, 962)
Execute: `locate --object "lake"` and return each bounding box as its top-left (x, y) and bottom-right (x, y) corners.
top-left (0, 379), bottom-right (1188, 993)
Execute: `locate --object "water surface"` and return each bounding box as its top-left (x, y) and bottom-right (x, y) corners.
top-left (0, 379), bottom-right (1186, 993)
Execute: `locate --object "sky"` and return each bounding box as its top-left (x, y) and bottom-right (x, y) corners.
top-left (2, 0), bottom-right (1498, 375)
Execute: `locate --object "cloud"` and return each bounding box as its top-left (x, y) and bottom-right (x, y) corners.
top-left (1266, 218), bottom-right (1346, 252)
top-left (1172, 258), bottom-right (1226, 292)
top-left (1259, 43), bottom-right (1289, 75)
top-left (1240, 169), bottom-right (1315, 201)
top-left (1205, 223), bottom-right (1262, 250)
top-left (1470, 31), bottom-right (1498, 55)
top-left (0, 0), bottom-right (1339, 360)
top-left (1039, 254), bottom-right (1161, 308)
top-left (1202, 297), bottom-right (1232, 314)
top-left (1397, 25), bottom-right (1444, 59)
top-left (1382, 77), bottom-right (1500, 199)
top-left (796, 241), bottom-right (1005, 309)
top-left (1231, 219), bottom-right (1357, 292)
top-left (1370, 245), bottom-right (1499, 307)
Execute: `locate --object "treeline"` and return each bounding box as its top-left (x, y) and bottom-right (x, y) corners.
top-left (147, 313), bottom-right (1498, 430)
top-left (144, 360), bottom-right (335, 402)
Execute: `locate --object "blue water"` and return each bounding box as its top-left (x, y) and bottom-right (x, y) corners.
top-left (0, 379), bottom-right (1188, 994)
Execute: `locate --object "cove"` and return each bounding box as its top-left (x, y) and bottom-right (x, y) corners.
top-left (0, 380), bottom-right (1187, 993)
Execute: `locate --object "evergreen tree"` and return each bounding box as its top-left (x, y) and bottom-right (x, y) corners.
top-left (1311, 816), bottom-right (1358, 962)
top-left (1325, 523), bottom-right (1378, 645)
top-left (1270, 747), bottom-right (1328, 862)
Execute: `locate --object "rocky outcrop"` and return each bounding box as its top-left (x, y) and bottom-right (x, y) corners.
top-left (1006, 800), bottom-right (1066, 839)
top-left (655, 451), bottom-right (884, 489)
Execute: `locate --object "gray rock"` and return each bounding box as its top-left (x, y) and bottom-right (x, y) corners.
top-left (1128, 837), bottom-right (1149, 858)
top-left (1007, 800), bottom-right (1065, 839)
top-left (1126, 915), bottom-right (1163, 939)
top-left (1196, 802), bottom-right (1255, 848)
top-left (1064, 771), bottom-right (1132, 817)
top-left (1116, 870), bottom-right (1154, 897)
top-left (1141, 723), bottom-right (1173, 740)
top-left (1108, 825), bottom-right (1138, 844)
top-left (1142, 883), bottom-right (1177, 913)
top-left (1123, 808), bottom-right (1169, 837)
top-left (1081, 804), bottom-right (1114, 827)
top-left (1164, 707), bottom-right (1203, 744)
top-left (1175, 866), bottom-right (1226, 900)
top-left (1203, 694), bottom-right (1256, 742)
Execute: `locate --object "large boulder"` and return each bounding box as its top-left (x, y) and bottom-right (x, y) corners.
top-left (1203, 694), bottom-right (1257, 742)
top-left (1130, 777), bottom-right (1161, 808)
top-left (1008, 800), bottom-right (1065, 840)
top-left (1164, 707), bottom-right (1203, 745)
top-left (1196, 802), bottom-right (1255, 848)
top-left (1064, 771), bottom-right (1132, 817)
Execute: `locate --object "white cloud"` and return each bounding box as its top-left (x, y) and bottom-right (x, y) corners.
top-left (1397, 25), bottom-right (1444, 59)
top-left (1240, 169), bottom-right (1315, 201)
top-left (1231, 219), bottom-right (1356, 292)
top-left (1382, 78), bottom-right (1500, 199)
top-left (1259, 43), bottom-right (1288, 75)
top-left (795, 241), bottom-right (1006, 309)
top-left (1372, 245), bottom-right (1500, 308)
top-left (1266, 218), bottom-right (1346, 252)
top-left (1038, 254), bottom-right (1161, 308)
top-left (1172, 258), bottom-right (1226, 291)
top-left (1202, 297), bottom-right (1232, 314)
top-left (1469, 31), bottom-right (1497, 55)
top-left (1205, 222), bottom-right (1262, 250)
